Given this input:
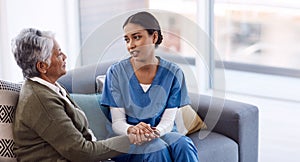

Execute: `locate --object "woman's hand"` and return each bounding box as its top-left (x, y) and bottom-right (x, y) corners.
top-left (127, 122), bottom-right (160, 145)
top-left (128, 133), bottom-right (137, 144)
top-left (151, 127), bottom-right (161, 137)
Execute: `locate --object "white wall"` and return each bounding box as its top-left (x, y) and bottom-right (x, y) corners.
top-left (0, 0), bottom-right (80, 82)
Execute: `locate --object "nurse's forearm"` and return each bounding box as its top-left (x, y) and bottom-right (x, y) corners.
top-left (110, 107), bottom-right (132, 135)
top-left (156, 108), bottom-right (178, 136)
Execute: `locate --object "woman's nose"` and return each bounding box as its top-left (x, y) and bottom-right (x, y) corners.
top-left (62, 53), bottom-right (67, 60)
top-left (128, 40), bottom-right (136, 50)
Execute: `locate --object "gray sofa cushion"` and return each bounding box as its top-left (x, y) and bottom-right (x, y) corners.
top-left (189, 131), bottom-right (238, 162)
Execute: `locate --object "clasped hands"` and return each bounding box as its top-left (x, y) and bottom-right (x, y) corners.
top-left (127, 122), bottom-right (160, 145)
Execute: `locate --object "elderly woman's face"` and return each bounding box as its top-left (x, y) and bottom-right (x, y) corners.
top-left (44, 39), bottom-right (67, 82)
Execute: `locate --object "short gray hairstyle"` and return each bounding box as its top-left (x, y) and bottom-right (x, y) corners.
top-left (11, 28), bottom-right (55, 78)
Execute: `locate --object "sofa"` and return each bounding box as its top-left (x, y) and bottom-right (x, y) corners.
top-left (0, 60), bottom-right (259, 162)
top-left (57, 60), bottom-right (259, 162)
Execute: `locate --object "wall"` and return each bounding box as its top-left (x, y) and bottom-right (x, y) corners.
top-left (78, 0), bottom-right (147, 66)
top-left (0, 0), bottom-right (80, 82)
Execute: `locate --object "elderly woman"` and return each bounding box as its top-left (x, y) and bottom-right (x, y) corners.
top-left (11, 28), bottom-right (135, 162)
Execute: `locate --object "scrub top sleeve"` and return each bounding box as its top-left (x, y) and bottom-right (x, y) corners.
top-left (166, 69), bottom-right (190, 108)
top-left (101, 66), bottom-right (120, 107)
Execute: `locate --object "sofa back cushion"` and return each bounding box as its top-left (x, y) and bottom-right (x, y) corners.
top-left (58, 60), bottom-right (118, 94)
top-left (70, 93), bottom-right (116, 140)
top-left (0, 80), bottom-right (21, 162)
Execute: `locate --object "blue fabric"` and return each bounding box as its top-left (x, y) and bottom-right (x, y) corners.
top-left (101, 57), bottom-right (197, 161)
top-left (112, 138), bottom-right (171, 162)
top-left (161, 132), bottom-right (199, 162)
top-left (112, 132), bottom-right (198, 162)
top-left (101, 57), bottom-right (190, 127)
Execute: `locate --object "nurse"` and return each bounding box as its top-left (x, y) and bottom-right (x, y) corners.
top-left (101, 11), bottom-right (199, 162)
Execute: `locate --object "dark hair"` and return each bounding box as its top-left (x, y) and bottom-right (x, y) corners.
top-left (123, 11), bottom-right (163, 48)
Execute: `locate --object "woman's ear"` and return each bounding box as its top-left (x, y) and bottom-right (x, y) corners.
top-left (153, 31), bottom-right (159, 44)
top-left (36, 61), bottom-right (48, 74)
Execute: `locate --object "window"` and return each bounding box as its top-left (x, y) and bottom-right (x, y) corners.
top-left (79, 0), bottom-right (213, 94)
top-left (214, 0), bottom-right (300, 77)
top-left (213, 0), bottom-right (300, 101)
top-left (149, 0), bottom-right (211, 94)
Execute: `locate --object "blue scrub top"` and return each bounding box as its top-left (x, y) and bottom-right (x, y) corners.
top-left (101, 57), bottom-right (190, 127)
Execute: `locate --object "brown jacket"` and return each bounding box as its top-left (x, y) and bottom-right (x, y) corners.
top-left (13, 80), bottom-right (130, 162)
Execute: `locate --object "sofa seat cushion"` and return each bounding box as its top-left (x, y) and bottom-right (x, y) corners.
top-left (188, 130), bottom-right (238, 162)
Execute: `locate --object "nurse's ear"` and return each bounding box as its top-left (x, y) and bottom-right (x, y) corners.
top-left (152, 31), bottom-right (158, 44)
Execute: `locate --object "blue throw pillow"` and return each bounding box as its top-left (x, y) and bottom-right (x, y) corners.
top-left (69, 93), bottom-right (116, 140)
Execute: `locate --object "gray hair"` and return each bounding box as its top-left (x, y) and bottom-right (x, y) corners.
top-left (11, 28), bottom-right (55, 78)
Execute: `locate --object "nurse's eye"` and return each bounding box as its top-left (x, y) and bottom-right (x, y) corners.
top-left (124, 37), bottom-right (129, 43)
top-left (134, 35), bottom-right (141, 40)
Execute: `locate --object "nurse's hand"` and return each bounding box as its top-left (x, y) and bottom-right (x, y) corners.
top-left (127, 122), bottom-right (159, 145)
top-left (136, 122), bottom-right (155, 137)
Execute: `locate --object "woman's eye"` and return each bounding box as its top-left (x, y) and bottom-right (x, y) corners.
top-left (134, 36), bottom-right (141, 40)
top-left (124, 38), bottom-right (129, 43)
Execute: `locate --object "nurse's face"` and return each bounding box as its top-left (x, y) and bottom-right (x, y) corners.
top-left (123, 23), bottom-right (158, 62)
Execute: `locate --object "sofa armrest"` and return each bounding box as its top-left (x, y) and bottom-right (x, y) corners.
top-left (189, 93), bottom-right (259, 162)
